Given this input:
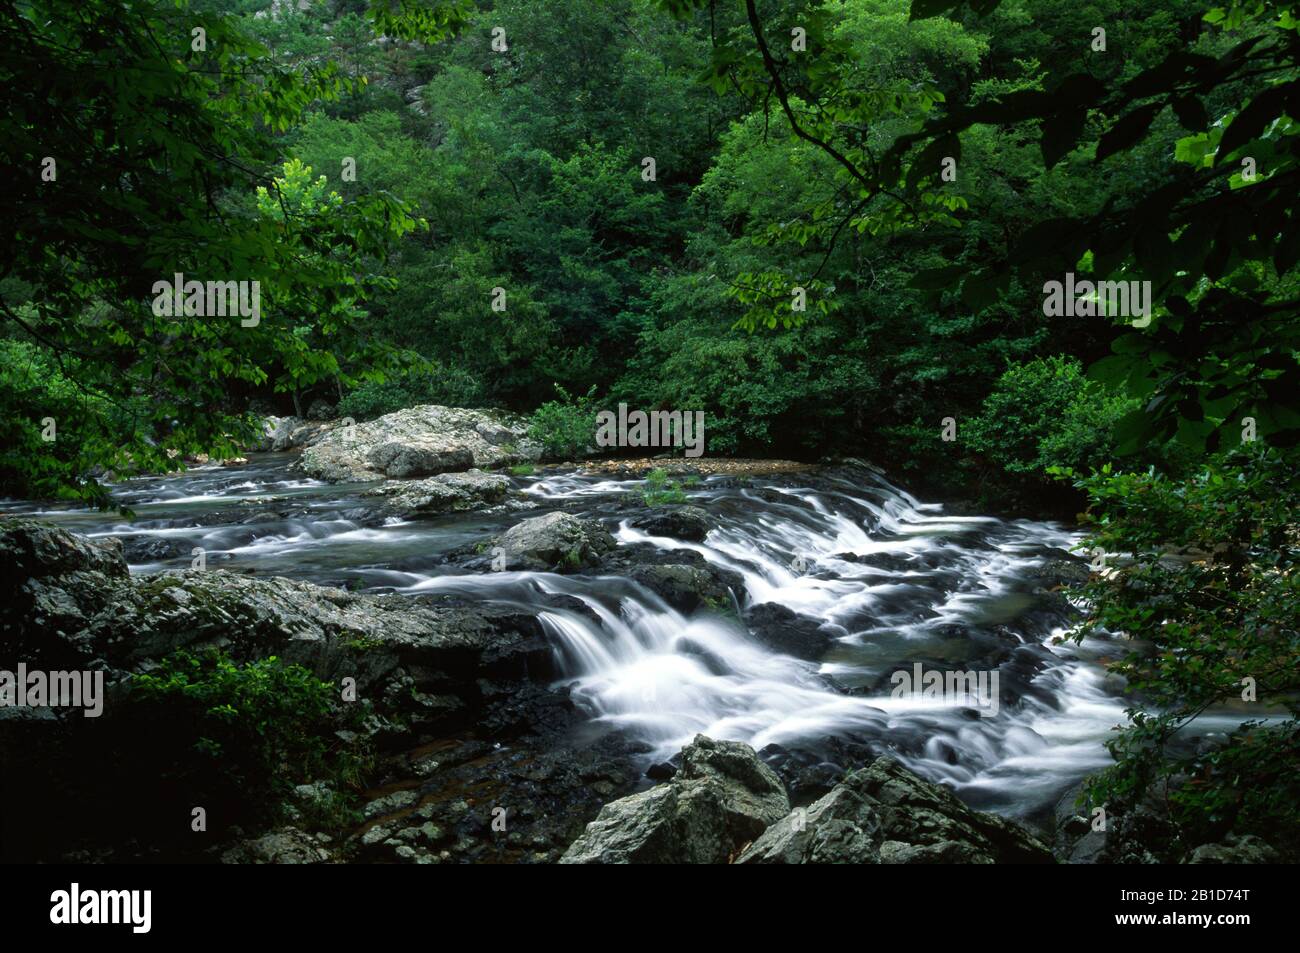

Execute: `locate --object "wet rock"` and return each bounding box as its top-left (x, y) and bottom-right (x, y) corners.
top-left (1184, 834), bottom-right (1280, 864)
top-left (740, 758), bottom-right (1054, 864)
top-left (221, 826), bottom-right (331, 864)
top-left (630, 505), bottom-right (711, 542)
top-left (495, 512), bottom-right (615, 573)
top-left (625, 564), bottom-right (730, 613)
top-left (299, 405), bottom-right (540, 482)
top-left (364, 469), bottom-right (511, 518)
top-left (121, 536), bottom-right (194, 563)
top-left (362, 789), bottom-right (420, 820)
top-left (560, 736), bottom-right (789, 864)
top-left (0, 518), bottom-right (128, 582)
top-left (745, 603), bottom-right (833, 661)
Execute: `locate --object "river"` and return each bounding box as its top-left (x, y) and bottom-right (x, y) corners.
top-left (6, 453), bottom-right (1132, 825)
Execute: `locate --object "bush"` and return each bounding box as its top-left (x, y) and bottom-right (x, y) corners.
top-left (1062, 447), bottom-right (1300, 859)
top-left (527, 385), bottom-right (598, 460)
top-left (966, 355), bottom-right (1136, 478)
top-left (0, 337), bottom-right (159, 504)
top-left (129, 650), bottom-right (371, 827)
top-left (640, 468), bottom-right (694, 505)
top-left (336, 363), bottom-right (484, 421)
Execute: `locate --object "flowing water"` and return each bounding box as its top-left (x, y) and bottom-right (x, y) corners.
top-left (5, 453), bottom-right (1137, 821)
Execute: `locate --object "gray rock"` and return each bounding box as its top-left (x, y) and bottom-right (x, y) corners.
top-left (560, 736), bottom-right (789, 864)
top-left (740, 758), bottom-right (1054, 864)
top-left (255, 415), bottom-right (337, 452)
top-left (496, 511), bottom-right (616, 573)
top-left (737, 782), bottom-right (883, 864)
top-left (745, 602), bottom-right (833, 661)
top-left (626, 564), bottom-right (730, 613)
top-left (221, 826), bottom-right (331, 864)
top-left (299, 405), bottom-right (540, 482)
top-left (363, 469), bottom-right (511, 518)
top-left (1184, 833), bottom-right (1280, 864)
top-left (306, 399), bottom-right (336, 422)
top-left (630, 505), bottom-right (711, 542)
top-left (362, 789), bottom-right (419, 820)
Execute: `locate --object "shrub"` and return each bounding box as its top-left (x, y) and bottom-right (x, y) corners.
top-left (336, 363), bottom-right (484, 421)
top-left (527, 385), bottom-right (598, 460)
top-left (641, 468), bottom-right (693, 505)
top-left (1061, 447), bottom-right (1300, 859)
top-left (966, 355), bottom-right (1136, 478)
top-left (129, 650), bottom-right (370, 827)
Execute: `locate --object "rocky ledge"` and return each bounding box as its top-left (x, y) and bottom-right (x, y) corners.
top-left (0, 517), bottom-right (638, 863)
top-left (561, 735), bottom-right (1055, 864)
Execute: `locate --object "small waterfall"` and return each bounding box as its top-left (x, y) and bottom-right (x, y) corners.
top-left (3, 454), bottom-right (1127, 818)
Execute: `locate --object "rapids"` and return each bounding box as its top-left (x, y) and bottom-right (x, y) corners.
top-left (4, 453), bottom-right (1133, 820)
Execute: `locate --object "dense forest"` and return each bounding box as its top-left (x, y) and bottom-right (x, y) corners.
top-left (2, 0), bottom-right (1298, 869)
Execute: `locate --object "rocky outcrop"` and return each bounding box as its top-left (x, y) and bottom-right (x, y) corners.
top-left (254, 415), bottom-right (339, 452)
top-left (299, 405), bottom-right (540, 482)
top-left (362, 469), bottom-right (512, 518)
top-left (560, 736), bottom-right (790, 864)
top-left (0, 517), bottom-right (580, 862)
top-left (0, 517), bottom-right (553, 696)
top-left (559, 736), bottom-right (1055, 865)
top-left (1184, 834), bottom-right (1280, 864)
top-left (221, 826), bottom-right (332, 864)
top-left (494, 512), bottom-right (616, 572)
top-left (739, 758), bottom-right (1055, 864)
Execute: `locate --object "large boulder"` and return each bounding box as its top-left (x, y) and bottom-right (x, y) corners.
top-left (495, 512), bottom-right (616, 572)
top-left (560, 736), bottom-right (790, 864)
top-left (0, 518), bottom-right (555, 705)
top-left (363, 469), bottom-right (512, 518)
top-left (0, 519), bottom-right (130, 667)
top-left (739, 758), bottom-right (1054, 864)
top-left (299, 405), bottom-right (541, 482)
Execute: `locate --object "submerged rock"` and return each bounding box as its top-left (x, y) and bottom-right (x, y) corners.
top-left (560, 736), bottom-right (790, 864)
top-left (299, 405), bottom-right (540, 482)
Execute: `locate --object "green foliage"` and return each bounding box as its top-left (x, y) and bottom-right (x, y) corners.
top-left (0, 0), bottom-right (432, 500)
top-left (130, 650), bottom-right (363, 817)
top-left (966, 356), bottom-right (1136, 477)
top-left (336, 363), bottom-right (484, 421)
top-left (527, 385), bottom-right (598, 460)
top-left (1063, 447), bottom-right (1300, 857)
top-left (641, 468), bottom-right (693, 505)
